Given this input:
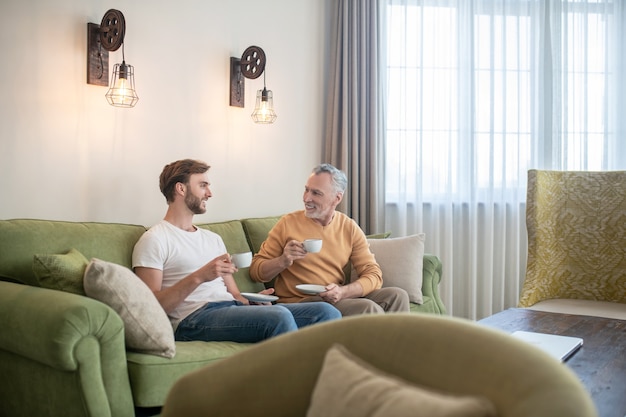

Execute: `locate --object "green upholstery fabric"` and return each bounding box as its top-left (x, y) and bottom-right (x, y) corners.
top-left (196, 220), bottom-right (251, 254)
top-left (414, 254), bottom-right (446, 314)
top-left (161, 314), bottom-right (597, 417)
top-left (0, 281), bottom-right (134, 417)
top-left (0, 219), bottom-right (146, 287)
top-left (241, 215), bottom-right (282, 253)
top-left (126, 341), bottom-right (252, 406)
top-left (0, 216), bottom-right (445, 415)
top-left (365, 231), bottom-right (392, 239)
top-left (33, 248), bottom-right (89, 295)
top-left (519, 170), bottom-right (626, 307)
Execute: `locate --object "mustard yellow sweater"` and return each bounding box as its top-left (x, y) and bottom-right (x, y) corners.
top-left (250, 211), bottom-right (382, 302)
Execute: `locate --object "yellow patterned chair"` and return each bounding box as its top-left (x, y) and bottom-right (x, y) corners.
top-left (518, 170), bottom-right (626, 319)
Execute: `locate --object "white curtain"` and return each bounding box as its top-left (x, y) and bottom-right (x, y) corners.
top-left (383, 0), bottom-right (626, 319)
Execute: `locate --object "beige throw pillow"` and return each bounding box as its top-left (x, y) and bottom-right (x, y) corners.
top-left (307, 344), bottom-right (496, 417)
top-left (355, 234), bottom-right (425, 304)
top-left (83, 258), bottom-right (176, 358)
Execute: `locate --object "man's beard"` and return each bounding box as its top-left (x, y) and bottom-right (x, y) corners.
top-left (304, 207), bottom-right (322, 220)
top-left (185, 193), bottom-right (206, 214)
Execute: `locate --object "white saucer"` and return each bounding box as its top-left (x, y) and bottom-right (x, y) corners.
top-left (240, 293), bottom-right (278, 303)
top-left (295, 284), bottom-right (327, 295)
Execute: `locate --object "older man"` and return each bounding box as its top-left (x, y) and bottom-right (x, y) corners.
top-left (250, 163), bottom-right (409, 316)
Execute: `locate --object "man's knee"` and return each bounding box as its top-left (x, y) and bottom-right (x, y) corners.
top-left (367, 287), bottom-right (410, 312)
top-left (335, 298), bottom-right (385, 316)
top-left (268, 305), bottom-right (299, 335)
top-left (317, 303), bottom-right (343, 321)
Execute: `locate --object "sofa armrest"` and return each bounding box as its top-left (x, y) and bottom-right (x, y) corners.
top-left (0, 281), bottom-right (135, 417)
top-left (420, 254), bottom-right (447, 314)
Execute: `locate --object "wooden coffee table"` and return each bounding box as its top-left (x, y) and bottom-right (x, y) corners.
top-left (479, 308), bottom-right (626, 417)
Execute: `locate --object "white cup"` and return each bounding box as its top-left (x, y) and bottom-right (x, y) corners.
top-left (231, 252), bottom-right (252, 268)
top-left (303, 239), bottom-right (323, 253)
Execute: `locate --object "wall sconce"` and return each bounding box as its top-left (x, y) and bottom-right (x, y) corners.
top-left (229, 46), bottom-right (277, 124)
top-left (87, 9), bottom-right (139, 108)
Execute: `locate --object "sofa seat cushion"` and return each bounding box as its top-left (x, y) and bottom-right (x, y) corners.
top-left (126, 340), bottom-right (253, 407)
top-left (527, 299), bottom-right (626, 320)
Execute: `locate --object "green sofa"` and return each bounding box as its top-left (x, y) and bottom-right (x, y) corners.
top-left (0, 216), bottom-right (445, 417)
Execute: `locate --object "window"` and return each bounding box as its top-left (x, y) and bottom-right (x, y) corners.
top-left (385, 0), bottom-right (616, 203)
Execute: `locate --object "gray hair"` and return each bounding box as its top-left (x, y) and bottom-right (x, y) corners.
top-left (312, 164), bottom-right (347, 194)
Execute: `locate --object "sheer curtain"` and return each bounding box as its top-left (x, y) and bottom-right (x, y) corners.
top-left (384, 0), bottom-right (626, 319)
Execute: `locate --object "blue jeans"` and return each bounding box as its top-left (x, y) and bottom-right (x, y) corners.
top-left (175, 301), bottom-right (341, 343)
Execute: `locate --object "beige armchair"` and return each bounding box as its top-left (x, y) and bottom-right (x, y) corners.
top-left (519, 170), bottom-right (626, 319)
top-left (160, 314), bottom-right (596, 417)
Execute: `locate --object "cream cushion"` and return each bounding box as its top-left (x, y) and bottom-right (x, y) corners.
top-left (527, 299), bottom-right (626, 320)
top-left (83, 258), bottom-right (176, 358)
top-left (307, 344), bottom-right (496, 417)
top-left (355, 234), bottom-right (425, 304)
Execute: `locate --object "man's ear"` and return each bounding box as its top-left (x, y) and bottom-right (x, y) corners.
top-left (175, 182), bottom-right (186, 196)
top-left (335, 191), bottom-right (344, 205)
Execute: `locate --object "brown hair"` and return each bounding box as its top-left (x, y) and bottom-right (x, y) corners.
top-left (159, 159), bottom-right (210, 203)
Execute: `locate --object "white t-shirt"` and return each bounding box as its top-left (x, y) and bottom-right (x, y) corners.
top-left (132, 220), bottom-right (235, 328)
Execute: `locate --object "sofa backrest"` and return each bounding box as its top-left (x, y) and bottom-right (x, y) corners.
top-left (0, 219), bottom-right (147, 287)
top-left (197, 216), bottom-right (281, 293)
top-left (240, 216), bottom-right (281, 253)
top-left (196, 220), bottom-right (263, 293)
top-left (0, 216), bottom-right (283, 291)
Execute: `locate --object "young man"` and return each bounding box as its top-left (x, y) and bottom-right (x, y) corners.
top-left (250, 163), bottom-right (410, 316)
top-left (132, 159), bottom-right (340, 343)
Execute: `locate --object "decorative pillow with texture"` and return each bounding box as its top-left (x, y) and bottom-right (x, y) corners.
top-left (33, 248), bottom-right (89, 295)
top-left (354, 234), bottom-right (425, 304)
top-left (307, 344), bottom-right (496, 417)
top-left (519, 170), bottom-right (626, 307)
top-left (83, 258), bottom-right (176, 358)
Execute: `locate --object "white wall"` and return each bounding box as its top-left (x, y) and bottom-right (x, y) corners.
top-left (0, 0), bottom-right (329, 226)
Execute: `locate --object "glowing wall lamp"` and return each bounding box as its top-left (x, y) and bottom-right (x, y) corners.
top-left (87, 9), bottom-right (139, 108)
top-left (229, 46), bottom-right (277, 124)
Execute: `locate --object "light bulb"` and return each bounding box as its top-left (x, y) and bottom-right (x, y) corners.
top-left (105, 61), bottom-right (139, 108)
top-left (251, 87), bottom-right (277, 124)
